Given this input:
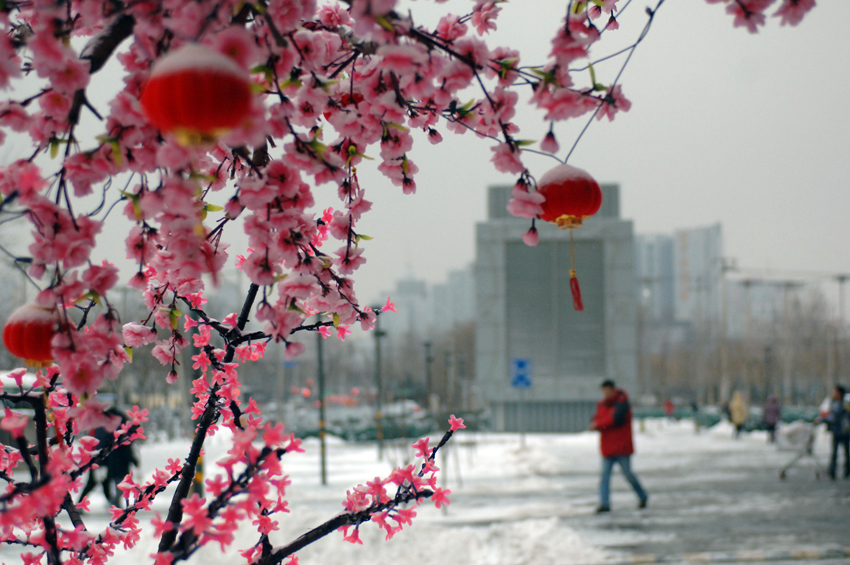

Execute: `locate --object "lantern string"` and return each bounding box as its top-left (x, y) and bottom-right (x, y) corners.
top-left (569, 229), bottom-right (584, 311)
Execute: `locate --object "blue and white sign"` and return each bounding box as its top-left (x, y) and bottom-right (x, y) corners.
top-left (510, 358), bottom-right (533, 389)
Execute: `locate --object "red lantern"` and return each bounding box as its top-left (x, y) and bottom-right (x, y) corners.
top-left (140, 44), bottom-right (253, 140)
top-left (537, 164), bottom-right (604, 312)
top-left (2, 302), bottom-right (58, 367)
top-left (537, 164), bottom-right (603, 229)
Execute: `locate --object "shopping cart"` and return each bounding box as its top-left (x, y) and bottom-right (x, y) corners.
top-left (777, 421), bottom-right (825, 480)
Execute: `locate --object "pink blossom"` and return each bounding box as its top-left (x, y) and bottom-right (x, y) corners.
top-left (319, 3), bottom-right (350, 28)
top-left (208, 26), bottom-right (259, 70)
top-left (726, 0), bottom-right (771, 33)
top-left (127, 405), bottom-right (149, 426)
top-left (774, 0), bottom-right (815, 26)
top-left (83, 260), bottom-right (119, 295)
top-left (491, 142), bottom-right (526, 175)
top-left (449, 414), bottom-right (466, 431)
top-left (472, 1), bottom-right (501, 35)
top-left (506, 186), bottom-right (544, 219)
top-left (435, 15), bottom-right (468, 41)
top-left (334, 246), bottom-right (366, 274)
top-left (336, 325), bottom-right (351, 341)
top-left (253, 514), bottom-right (280, 535)
top-left (181, 493), bottom-right (211, 536)
top-left (1, 408), bottom-right (29, 439)
top-left (597, 84), bottom-right (631, 121)
top-left (412, 437), bottom-right (431, 459)
top-left (341, 525), bottom-right (364, 545)
top-left (122, 322), bottom-right (157, 348)
top-left (522, 226), bottom-right (540, 247)
top-left (285, 341), bottom-right (305, 361)
top-left (4, 368), bottom-right (27, 388)
top-left (540, 131), bottom-right (559, 154)
top-left (67, 396), bottom-right (121, 432)
top-left (431, 486), bottom-right (451, 508)
top-left (383, 297), bottom-right (397, 313)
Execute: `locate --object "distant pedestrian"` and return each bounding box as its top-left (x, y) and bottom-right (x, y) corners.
top-left (822, 385), bottom-right (850, 480)
top-left (78, 410), bottom-right (139, 508)
top-left (763, 395), bottom-right (781, 443)
top-left (729, 391), bottom-right (749, 439)
top-left (590, 380), bottom-right (648, 513)
top-left (663, 399), bottom-right (675, 420)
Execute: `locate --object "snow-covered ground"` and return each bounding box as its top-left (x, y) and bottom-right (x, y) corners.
top-left (6, 419), bottom-right (850, 564)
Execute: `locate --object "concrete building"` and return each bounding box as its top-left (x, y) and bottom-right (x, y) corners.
top-left (673, 223), bottom-right (723, 325)
top-left (431, 266), bottom-right (476, 334)
top-left (635, 234), bottom-right (676, 323)
top-left (475, 184), bottom-right (637, 432)
top-left (378, 272), bottom-right (430, 342)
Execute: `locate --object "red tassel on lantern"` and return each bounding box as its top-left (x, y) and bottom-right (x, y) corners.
top-left (569, 269), bottom-right (584, 312)
top-left (140, 44), bottom-right (253, 143)
top-left (536, 164), bottom-right (603, 312)
top-left (2, 302), bottom-right (58, 367)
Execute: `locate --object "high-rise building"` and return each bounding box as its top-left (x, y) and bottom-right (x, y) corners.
top-left (673, 223), bottom-right (723, 325)
top-left (635, 234), bottom-right (676, 322)
top-left (475, 184), bottom-right (637, 432)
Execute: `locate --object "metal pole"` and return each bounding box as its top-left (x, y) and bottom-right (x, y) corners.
top-left (424, 341), bottom-right (433, 409)
top-left (444, 348), bottom-right (453, 412)
top-left (719, 259), bottom-right (735, 404)
top-left (317, 329), bottom-right (327, 485)
top-left (373, 313), bottom-right (385, 461)
top-left (838, 275), bottom-right (848, 384)
top-left (276, 341), bottom-right (286, 425)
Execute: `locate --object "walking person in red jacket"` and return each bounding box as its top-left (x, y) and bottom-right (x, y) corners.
top-left (590, 380), bottom-right (648, 513)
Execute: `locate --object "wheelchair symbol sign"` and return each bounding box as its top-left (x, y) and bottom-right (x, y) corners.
top-left (510, 358), bottom-right (532, 389)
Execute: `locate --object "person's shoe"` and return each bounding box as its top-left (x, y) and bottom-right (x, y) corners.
top-left (638, 496), bottom-right (649, 510)
top-left (595, 505), bottom-right (610, 513)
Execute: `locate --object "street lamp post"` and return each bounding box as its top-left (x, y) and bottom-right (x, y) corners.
top-left (317, 329), bottom-right (327, 485)
top-left (719, 258), bottom-right (737, 404)
top-left (373, 310), bottom-right (387, 460)
top-left (424, 341), bottom-right (433, 409)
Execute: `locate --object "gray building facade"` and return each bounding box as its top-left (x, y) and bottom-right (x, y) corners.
top-left (475, 184), bottom-right (637, 432)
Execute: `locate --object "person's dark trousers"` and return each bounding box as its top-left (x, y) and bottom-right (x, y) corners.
top-left (828, 434), bottom-right (850, 479)
top-left (600, 455), bottom-right (647, 508)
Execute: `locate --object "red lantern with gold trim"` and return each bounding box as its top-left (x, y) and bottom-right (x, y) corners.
top-left (140, 44), bottom-right (253, 142)
top-left (2, 302), bottom-right (58, 367)
top-left (537, 164), bottom-right (603, 311)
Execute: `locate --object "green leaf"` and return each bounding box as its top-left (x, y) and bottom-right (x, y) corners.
top-left (205, 204), bottom-right (224, 212)
top-left (375, 14), bottom-right (395, 31)
top-left (50, 139), bottom-right (59, 159)
top-left (170, 309), bottom-right (182, 330)
top-left (110, 140), bottom-right (123, 167)
top-left (125, 346), bottom-right (133, 362)
top-left (386, 122), bottom-right (410, 133)
top-left (332, 313), bottom-right (340, 327)
top-left (288, 303), bottom-right (306, 314)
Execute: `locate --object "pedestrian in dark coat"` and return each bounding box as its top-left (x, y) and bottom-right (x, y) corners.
top-left (823, 385), bottom-right (850, 480)
top-left (77, 410), bottom-right (139, 508)
top-left (763, 395), bottom-right (781, 443)
top-left (590, 380), bottom-right (647, 513)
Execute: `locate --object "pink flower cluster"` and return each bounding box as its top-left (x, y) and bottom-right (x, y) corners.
top-left (707, 0), bottom-right (816, 32)
top-left (337, 415), bottom-right (464, 544)
top-left (0, 0), bottom-right (813, 563)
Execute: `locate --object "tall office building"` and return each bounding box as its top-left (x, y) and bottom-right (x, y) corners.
top-left (475, 184), bottom-right (637, 432)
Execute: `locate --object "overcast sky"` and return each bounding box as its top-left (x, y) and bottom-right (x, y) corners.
top-left (348, 0), bottom-right (850, 305)
top-left (6, 1), bottom-right (850, 314)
